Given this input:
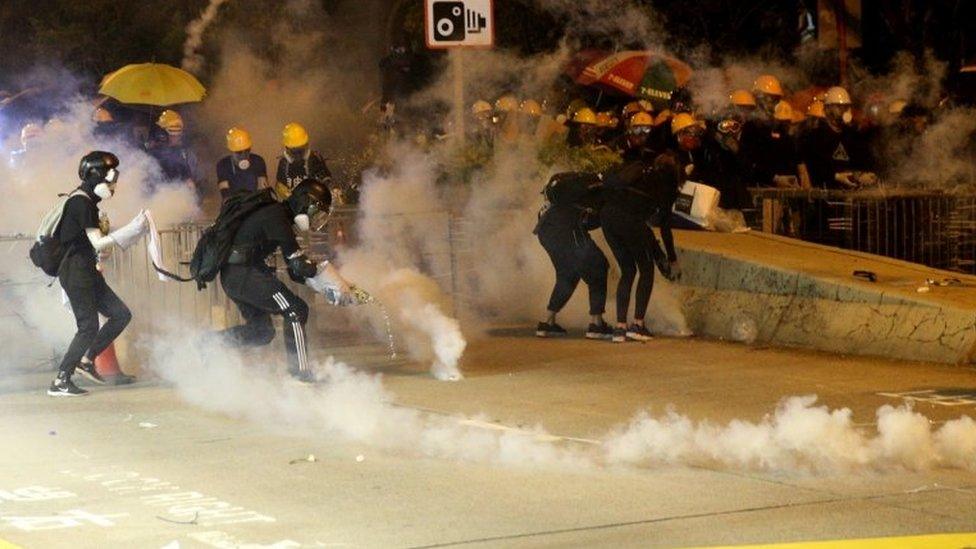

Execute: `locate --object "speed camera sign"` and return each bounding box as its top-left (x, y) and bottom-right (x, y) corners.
top-left (425, 0), bottom-right (494, 49)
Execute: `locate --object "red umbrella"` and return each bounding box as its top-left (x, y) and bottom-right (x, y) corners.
top-left (567, 49), bottom-right (694, 107)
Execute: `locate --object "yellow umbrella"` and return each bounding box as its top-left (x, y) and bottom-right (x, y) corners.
top-left (99, 63), bottom-right (206, 106)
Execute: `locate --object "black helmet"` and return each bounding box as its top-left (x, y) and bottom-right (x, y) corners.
top-left (78, 151), bottom-right (119, 182)
top-left (287, 177), bottom-right (332, 217)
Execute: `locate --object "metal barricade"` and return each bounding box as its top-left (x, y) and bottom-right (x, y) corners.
top-left (749, 187), bottom-right (976, 274)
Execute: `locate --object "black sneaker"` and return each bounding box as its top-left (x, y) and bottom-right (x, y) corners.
top-left (47, 376), bottom-right (88, 397)
top-left (626, 324), bottom-right (654, 342)
top-left (612, 327), bottom-right (627, 343)
top-left (585, 322), bottom-right (613, 340)
top-left (75, 361), bottom-right (106, 385)
top-left (289, 369), bottom-right (315, 384)
top-left (535, 322), bottom-right (567, 338)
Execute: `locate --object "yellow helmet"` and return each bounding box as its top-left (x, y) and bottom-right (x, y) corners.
top-left (572, 107), bottom-right (597, 125)
top-left (627, 111), bottom-right (654, 128)
top-left (622, 101), bottom-right (645, 118)
top-left (471, 100), bottom-right (492, 115)
top-left (671, 112), bottom-right (704, 135)
top-left (807, 99), bottom-right (825, 118)
top-left (282, 122), bottom-right (309, 148)
top-left (730, 89), bottom-right (757, 107)
top-left (773, 100), bottom-right (794, 121)
top-left (823, 86), bottom-right (852, 106)
top-left (494, 94), bottom-right (519, 112)
top-left (156, 109), bottom-right (184, 135)
top-left (92, 107), bottom-right (114, 123)
top-left (566, 98), bottom-right (588, 118)
top-left (520, 99), bottom-right (542, 116)
top-left (595, 111), bottom-right (617, 128)
top-left (226, 127), bottom-right (252, 152)
top-left (753, 74), bottom-right (784, 97)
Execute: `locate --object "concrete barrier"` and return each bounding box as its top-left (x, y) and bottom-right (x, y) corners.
top-left (674, 230), bottom-right (976, 365)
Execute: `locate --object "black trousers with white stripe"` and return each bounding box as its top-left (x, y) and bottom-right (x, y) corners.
top-left (218, 264), bottom-right (310, 376)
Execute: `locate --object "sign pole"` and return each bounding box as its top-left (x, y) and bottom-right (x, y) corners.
top-left (452, 49), bottom-right (465, 145)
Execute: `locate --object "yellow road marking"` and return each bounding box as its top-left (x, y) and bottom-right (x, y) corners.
top-left (690, 532), bottom-right (976, 549)
top-left (0, 538), bottom-right (21, 549)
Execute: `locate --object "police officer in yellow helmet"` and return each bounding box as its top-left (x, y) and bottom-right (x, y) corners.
top-left (216, 127), bottom-right (268, 200)
top-left (276, 122), bottom-right (333, 202)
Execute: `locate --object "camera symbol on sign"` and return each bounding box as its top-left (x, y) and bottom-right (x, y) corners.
top-left (433, 1), bottom-right (487, 42)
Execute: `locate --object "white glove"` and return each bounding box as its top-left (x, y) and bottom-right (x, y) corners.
top-left (306, 261), bottom-right (355, 305)
top-left (110, 210), bottom-right (148, 250)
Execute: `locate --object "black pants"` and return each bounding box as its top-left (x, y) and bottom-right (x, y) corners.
top-left (601, 209), bottom-right (655, 324)
top-left (219, 264), bottom-right (310, 376)
top-left (58, 257), bottom-right (131, 376)
top-left (537, 223), bottom-right (608, 315)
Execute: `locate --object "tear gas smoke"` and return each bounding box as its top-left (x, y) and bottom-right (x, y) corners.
top-left (181, 0), bottom-right (233, 75)
top-left (194, 0), bottom-right (384, 180)
top-left (145, 326), bottom-right (976, 474)
top-left (605, 395), bottom-right (976, 473)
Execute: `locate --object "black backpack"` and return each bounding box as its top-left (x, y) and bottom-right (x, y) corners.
top-left (29, 190), bottom-right (86, 279)
top-left (155, 189), bottom-right (276, 289)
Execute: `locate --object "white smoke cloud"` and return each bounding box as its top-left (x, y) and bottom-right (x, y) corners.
top-left (604, 395), bottom-right (976, 474)
top-left (181, 0), bottom-right (233, 76)
top-left (144, 324), bottom-right (976, 474)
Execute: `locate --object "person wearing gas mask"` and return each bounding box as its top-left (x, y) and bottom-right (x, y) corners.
top-left (275, 123), bottom-right (334, 202)
top-left (744, 101), bottom-right (803, 189)
top-left (216, 127), bottom-right (268, 200)
top-left (600, 115), bottom-right (681, 343)
top-left (218, 178), bottom-right (352, 382)
top-left (670, 113), bottom-right (748, 210)
top-left (49, 152), bottom-right (148, 396)
top-left (797, 86), bottom-right (877, 189)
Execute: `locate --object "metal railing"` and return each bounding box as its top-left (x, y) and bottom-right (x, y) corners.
top-left (748, 187), bottom-right (976, 274)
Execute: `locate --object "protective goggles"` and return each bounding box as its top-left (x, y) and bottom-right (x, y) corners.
top-left (627, 126), bottom-right (653, 135)
top-left (717, 119), bottom-right (741, 135)
top-left (104, 168), bottom-right (119, 184)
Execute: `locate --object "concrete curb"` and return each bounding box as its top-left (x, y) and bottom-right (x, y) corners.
top-left (674, 231), bottom-right (976, 365)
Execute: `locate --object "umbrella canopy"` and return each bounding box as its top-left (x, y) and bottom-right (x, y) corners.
top-left (567, 50), bottom-right (693, 108)
top-left (99, 63), bottom-right (206, 107)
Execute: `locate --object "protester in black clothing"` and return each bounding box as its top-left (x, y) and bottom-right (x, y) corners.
top-left (218, 178), bottom-right (348, 382)
top-left (600, 135), bottom-right (679, 344)
top-left (534, 172), bottom-right (611, 340)
top-left (217, 127), bottom-right (267, 199)
top-left (742, 101), bottom-right (802, 189)
top-left (275, 123), bottom-right (333, 201)
top-left (671, 113), bottom-right (749, 210)
top-left (798, 86), bottom-right (878, 189)
top-left (48, 152), bottom-right (148, 396)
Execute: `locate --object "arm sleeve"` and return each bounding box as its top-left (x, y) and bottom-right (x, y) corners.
top-left (310, 154), bottom-right (332, 182)
top-left (275, 157), bottom-right (286, 184)
top-left (254, 156), bottom-right (268, 178)
top-left (216, 159), bottom-right (231, 198)
top-left (659, 206), bottom-right (677, 262)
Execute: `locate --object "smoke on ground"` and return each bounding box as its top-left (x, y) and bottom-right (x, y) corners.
top-left (144, 326), bottom-right (976, 474)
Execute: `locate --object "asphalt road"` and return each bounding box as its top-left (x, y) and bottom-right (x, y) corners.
top-left (1, 331), bottom-right (975, 548)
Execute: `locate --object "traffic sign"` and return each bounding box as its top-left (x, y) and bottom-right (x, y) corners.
top-left (425, 0), bottom-right (494, 49)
